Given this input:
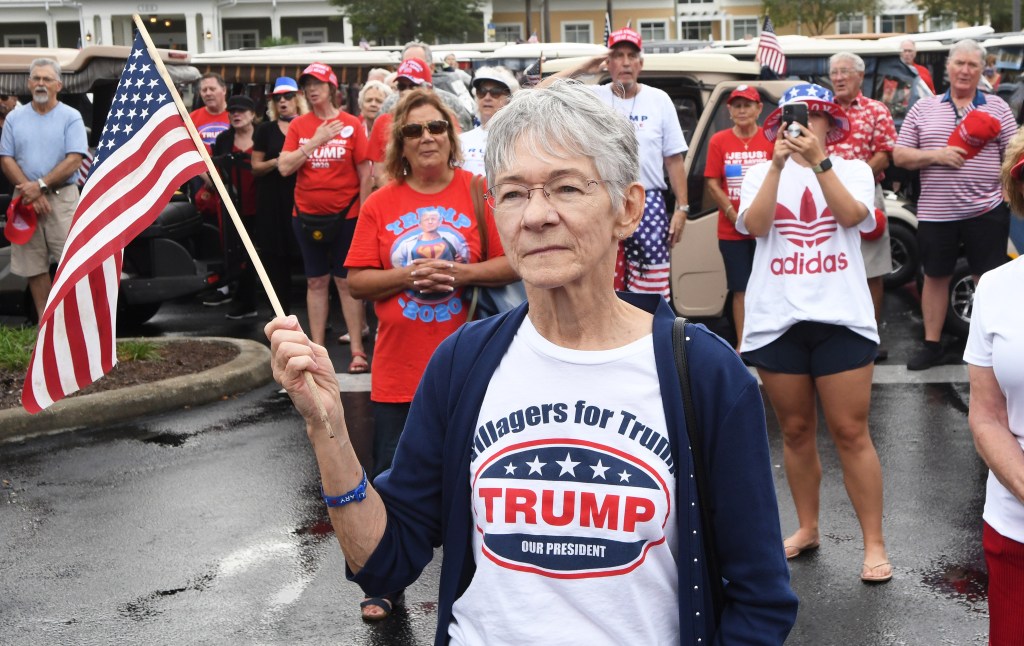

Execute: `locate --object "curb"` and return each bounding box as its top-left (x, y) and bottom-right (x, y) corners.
top-left (0, 337), bottom-right (272, 443)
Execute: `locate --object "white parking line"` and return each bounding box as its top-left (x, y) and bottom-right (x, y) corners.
top-left (335, 364), bottom-right (969, 393)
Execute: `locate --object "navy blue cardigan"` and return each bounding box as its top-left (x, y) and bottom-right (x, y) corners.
top-left (350, 293), bottom-right (798, 645)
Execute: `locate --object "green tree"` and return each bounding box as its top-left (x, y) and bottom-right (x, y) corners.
top-left (913, 0), bottom-right (1013, 30)
top-left (329, 0), bottom-right (482, 45)
top-left (761, 0), bottom-right (883, 36)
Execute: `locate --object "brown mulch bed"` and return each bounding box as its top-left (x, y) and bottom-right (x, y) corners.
top-left (0, 340), bottom-right (239, 411)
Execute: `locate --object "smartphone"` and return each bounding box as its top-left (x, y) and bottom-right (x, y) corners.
top-left (782, 103), bottom-right (808, 136)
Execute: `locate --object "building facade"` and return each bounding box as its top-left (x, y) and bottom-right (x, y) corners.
top-left (0, 0), bottom-right (349, 54)
top-left (0, 0), bottom-right (966, 54)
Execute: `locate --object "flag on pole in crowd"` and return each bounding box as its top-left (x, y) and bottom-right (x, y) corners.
top-left (756, 15), bottom-right (786, 76)
top-left (21, 30), bottom-right (206, 413)
top-left (625, 19), bottom-right (632, 29)
top-left (604, 12), bottom-right (612, 47)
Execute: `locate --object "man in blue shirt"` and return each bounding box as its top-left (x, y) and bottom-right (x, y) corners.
top-left (0, 58), bottom-right (88, 319)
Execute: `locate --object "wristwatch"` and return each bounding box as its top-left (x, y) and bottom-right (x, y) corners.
top-left (37, 178), bottom-right (49, 194)
top-left (810, 158), bottom-right (833, 175)
top-left (675, 204), bottom-right (690, 213)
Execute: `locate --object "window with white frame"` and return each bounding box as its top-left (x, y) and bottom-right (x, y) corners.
top-left (298, 27), bottom-right (327, 44)
top-left (879, 14), bottom-right (907, 33)
top-left (836, 14), bottom-right (865, 34)
top-left (494, 23), bottom-right (522, 42)
top-left (680, 20), bottom-right (713, 40)
top-left (639, 20), bottom-right (668, 41)
top-left (732, 18), bottom-right (759, 40)
top-left (562, 22), bottom-right (592, 44)
top-left (4, 34), bottom-right (40, 47)
top-left (225, 29), bottom-right (259, 49)
top-left (928, 15), bottom-right (956, 31)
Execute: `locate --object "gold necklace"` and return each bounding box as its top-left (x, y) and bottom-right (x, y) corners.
top-left (733, 127), bottom-right (758, 150)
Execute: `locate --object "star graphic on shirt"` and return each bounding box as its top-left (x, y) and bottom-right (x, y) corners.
top-left (556, 452), bottom-right (580, 477)
top-left (504, 463), bottom-right (517, 476)
top-left (590, 460), bottom-right (610, 480)
top-left (617, 469), bottom-right (632, 483)
top-left (526, 456), bottom-right (546, 475)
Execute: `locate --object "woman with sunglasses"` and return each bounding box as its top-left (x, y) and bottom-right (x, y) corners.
top-left (278, 62), bottom-right (371, 373)
top-left (251, 77), bottom-right (307, 315)
top-left (460, 66), bottom-right (518, 176)
top-left (266, 81), bottom-right (796, 641)
top-left (341, 88), bottom-right (516, 620)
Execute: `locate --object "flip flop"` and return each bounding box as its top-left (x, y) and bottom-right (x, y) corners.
top-left (349, 351), bottom-right (370, 374)
top-left (360, 591), bottom-right (404, 622)
top-left (783, 541), bottom-right (820, 560)
top-left (861, 561), bottom-right (893, 584)
top-left (339, 326), bottom-right (371, 344)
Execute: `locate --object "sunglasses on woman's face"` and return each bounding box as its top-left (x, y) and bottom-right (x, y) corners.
top-left (275, 92), bottom-right (297, 101)
top-left (400, 120), bottom-right (449, 138)
top-left (477, 87), bottom-right (510, 99)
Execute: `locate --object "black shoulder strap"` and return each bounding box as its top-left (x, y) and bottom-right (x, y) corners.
top-left (672, 317), bottom-right (725, 625)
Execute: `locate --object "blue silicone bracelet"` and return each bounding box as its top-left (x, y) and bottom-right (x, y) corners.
top-left (320, 469), bottom-right (368, 507)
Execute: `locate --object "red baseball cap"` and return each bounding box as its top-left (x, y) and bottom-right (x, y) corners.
top-left (608, 28), bottom-right (642, 51)
top-left (396, 58), bottom-right (432, 86)
top-left (727, 85), bottom-right (761, 104)
top-left (4, 196), bottom-right (37, 245)
top-left (948, 109), bottom-right (1001, 160)
top-left (300, 62), bottom-right (338, 88)
top-left (1011, 154), bottom-right (1024, 181)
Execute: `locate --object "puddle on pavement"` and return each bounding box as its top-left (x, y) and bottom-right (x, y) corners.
top-left (921, 559), bottom-right (988, 606)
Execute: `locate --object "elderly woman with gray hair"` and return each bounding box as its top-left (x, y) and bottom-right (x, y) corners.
top-left (265, 80), bottom-right (796, 644)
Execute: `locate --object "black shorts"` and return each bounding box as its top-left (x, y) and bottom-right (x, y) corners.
top-left (292, 216), bottom-right (358, 278)
top-left (918, 204), bottom-right (1010, 277)
top-left (741, 321), bottom-right (878, 377)
top-left (719, 239), bottom-right (757, 292)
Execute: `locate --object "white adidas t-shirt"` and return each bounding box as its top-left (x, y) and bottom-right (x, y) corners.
top-left (736, 157), bottom-right (879, 352)
top-left (448, 316), bottom-right (679, 645)
top-left (964, 256), bottom-right (1024, 543)
top-left (460, 125), bottom-right (488, 177)
top-left (593, 84), bottom-right (687, 191)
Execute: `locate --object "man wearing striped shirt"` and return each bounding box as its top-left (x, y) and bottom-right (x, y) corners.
top-left (893, 40), bottom-right (1015, 371)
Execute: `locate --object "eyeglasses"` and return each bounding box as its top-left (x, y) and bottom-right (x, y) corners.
top-left (400, 120), bottom-right (449, 138)
top-left (275, 92), bottom-right (297, 101)
top-left (485, 174), bottom-right (608, 214)
top-left (29, 76), bottom-right (57, 84)
top-left (396, 81), bottom-right (417, 92)
top-left (477, 87), bottom-right (510, 99)
top-left (829, 68), bottom-right (858, 78)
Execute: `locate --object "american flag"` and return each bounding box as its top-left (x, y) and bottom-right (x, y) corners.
top-left (21, 32), bottom-right (206, 413)
top-left (603, 12), bottom-right (612, 47)
top-left (756, 16), bottom-right (786, 77)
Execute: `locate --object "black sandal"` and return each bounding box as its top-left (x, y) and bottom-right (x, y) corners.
top-left (360, 591), bottom-right (405, 622)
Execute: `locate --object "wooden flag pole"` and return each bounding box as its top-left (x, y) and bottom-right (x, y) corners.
top-left (131, 14), bottom-right (337, 437)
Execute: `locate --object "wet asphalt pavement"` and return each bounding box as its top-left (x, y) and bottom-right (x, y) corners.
top-left (0, 285), bottom-right (991, 645)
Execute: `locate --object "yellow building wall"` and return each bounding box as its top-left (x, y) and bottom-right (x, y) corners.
top-left (493, 8), bottom-right (680, 42)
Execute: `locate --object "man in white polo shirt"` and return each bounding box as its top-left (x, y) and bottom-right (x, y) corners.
top-left (545, 28), bottom-right (688, 298)
top-left (893, 39), bottom-right (1015, 371)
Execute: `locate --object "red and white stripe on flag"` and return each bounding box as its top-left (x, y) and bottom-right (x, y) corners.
top-left (756, 16), bottom-right (787, 76)
top-left (21, 33), bottom-right (206, 413)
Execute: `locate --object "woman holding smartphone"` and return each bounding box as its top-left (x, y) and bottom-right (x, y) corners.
top-left (737, 84), bottom-right (892, 583)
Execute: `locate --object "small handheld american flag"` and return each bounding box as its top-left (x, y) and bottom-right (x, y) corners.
top-left (756, 16), bottom-right (787, 77)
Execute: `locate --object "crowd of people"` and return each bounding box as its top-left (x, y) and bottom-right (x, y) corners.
top-left (4, 31), bottom-right (1016, 644)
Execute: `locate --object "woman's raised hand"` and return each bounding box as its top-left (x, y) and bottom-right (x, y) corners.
top-left (265, 316), bottom-right (344, 429)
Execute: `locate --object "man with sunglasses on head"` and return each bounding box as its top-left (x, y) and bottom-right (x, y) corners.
top-left (545, 28), bottom-right (688, 298)
top-left (0, 58), bottom-right (88, 320)
top-left (460, 67), bottom-right (519, 176)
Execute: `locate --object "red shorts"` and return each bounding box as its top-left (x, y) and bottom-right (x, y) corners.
top-left (983, 521), bottom-right (1024, 645)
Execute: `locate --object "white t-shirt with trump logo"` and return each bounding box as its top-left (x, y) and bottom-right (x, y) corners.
top-left (448, 316), bottom-right (679, 645)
